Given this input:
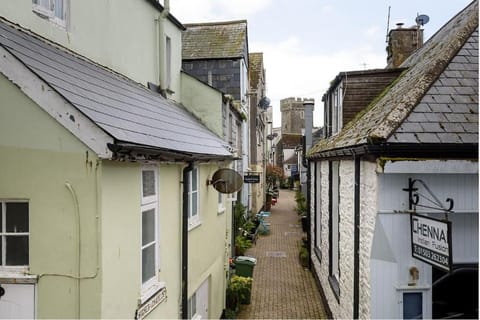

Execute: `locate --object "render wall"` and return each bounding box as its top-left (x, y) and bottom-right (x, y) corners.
top-left (0, 73), bottom-right (101, 318)
top-left (0, 0), bottom-right (183, 97)
top-left (310, 159), bottom-right (378, 320)
top-left (100, 161), bottom-right (183, 319)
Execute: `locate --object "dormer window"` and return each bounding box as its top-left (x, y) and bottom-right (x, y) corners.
top-left (32, 0), bottom-right (67, 27)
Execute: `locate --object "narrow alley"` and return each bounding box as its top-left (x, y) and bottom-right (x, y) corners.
top-left (237, 190), bottom-right (328, 319)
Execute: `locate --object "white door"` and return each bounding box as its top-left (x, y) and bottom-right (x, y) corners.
top-left (196, 279), bottom-right (209, 319)
top-left (0, 284), bottom-right (35, 319)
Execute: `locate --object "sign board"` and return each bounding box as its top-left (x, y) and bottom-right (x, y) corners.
top-left (410, 213), bottom-right (452, 272)
top-left (244, 174), bottom-right (260, 184)
top-left (135, 287), bottom-right (167, 319)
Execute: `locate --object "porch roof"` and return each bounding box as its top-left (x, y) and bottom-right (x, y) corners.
top-left (0, 18), bottom-right (232, 161)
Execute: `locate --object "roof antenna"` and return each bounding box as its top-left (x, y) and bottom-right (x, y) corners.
top-left (385, 5), bottom-right (391, 44)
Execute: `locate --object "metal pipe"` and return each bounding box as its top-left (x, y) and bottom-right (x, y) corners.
top-left (181, 162), bottom-right (194, 320)
top-left (65, 182), bottom-right (81, 319)
top-left (353, 155), bottom-right (361, 319)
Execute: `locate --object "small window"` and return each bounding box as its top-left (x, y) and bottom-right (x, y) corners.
top-left (141, 166), bottom-right (159, 293)
top-left (188, 167), bottom-right (200, 228)
top-left (187, 292), bottom-right (197, 319)
top-left (165, 36), bottom-right (172, 90)
top-left (32, 0), bottom-right (67, 27)
top-left (0, 201), bottom-right (29, 268)
top-left (403, 292), bottom-right (423, 319)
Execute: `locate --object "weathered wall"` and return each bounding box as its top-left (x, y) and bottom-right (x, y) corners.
top-left (0, 73), bottom-right (101, 318)
top-left (310, 159), bottom-right (378, 319)
top-left (0, 0), bottom-right (183, 97)
top-left (181, 72), bottom-right (223, 137)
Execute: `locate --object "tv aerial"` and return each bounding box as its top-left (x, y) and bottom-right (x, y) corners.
top-left (207, 168), bottom-right (243, 194)
top-left (415, 14), bottom-right (430, 27)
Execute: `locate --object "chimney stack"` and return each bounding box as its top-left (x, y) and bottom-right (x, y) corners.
top-left (386, 24), bottom-right (423, 68)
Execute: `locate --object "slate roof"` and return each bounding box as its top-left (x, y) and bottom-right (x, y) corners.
top-left (309, 0), bottom-right (478, 159)
top-left (182, 20), bottom-right (248, 60)
top-left (0, 18), bottom-right (232, 160)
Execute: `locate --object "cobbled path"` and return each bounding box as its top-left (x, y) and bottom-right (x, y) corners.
top-left (237, 190), bottom-right (328, 319)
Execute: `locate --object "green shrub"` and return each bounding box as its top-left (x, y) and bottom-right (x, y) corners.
top-left (235, 235), bottom-right (252, 256)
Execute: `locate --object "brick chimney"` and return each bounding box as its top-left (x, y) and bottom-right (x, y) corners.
top-left (386, 23), bottom-right (423, 68)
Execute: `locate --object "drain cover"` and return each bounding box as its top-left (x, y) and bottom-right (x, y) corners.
top-left (266, 251), bottom-right (287, 258)
top-left (284, 232), bottom-right (299, 236)
top-left (289, 224), bottom-right (301, 228)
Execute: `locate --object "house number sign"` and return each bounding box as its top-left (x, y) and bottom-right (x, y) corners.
top-left (135, 287), bottom-right (167, 320)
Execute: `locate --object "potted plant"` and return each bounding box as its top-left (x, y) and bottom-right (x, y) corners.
top-left (235, 235), bottom-right (252, 256)
top-left (229, 275), bottom-right (253, 305)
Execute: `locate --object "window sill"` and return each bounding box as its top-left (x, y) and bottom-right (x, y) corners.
top-left (32, 7), bottom-right (66, 29)
top-left (328, 275), bottom-right (340, 302)
top-left (140, 281), bottom-right (166, 305)
top-left (0, 271), bottom-right (37, 284)
top-left (188, 219), bottom-right (202, 231)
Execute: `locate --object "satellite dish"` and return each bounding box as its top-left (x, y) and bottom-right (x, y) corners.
top-left (415, 14), bottom-right (430, 26)
top-left (208, 168), bottom-right (243, 194)
top-left (258, 96), bottom-right (271, 110)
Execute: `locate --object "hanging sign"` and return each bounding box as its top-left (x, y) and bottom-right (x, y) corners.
top-left (244, 174), bottom-right (260, 184)
top-left (410, 213), bottom-right (452, 272)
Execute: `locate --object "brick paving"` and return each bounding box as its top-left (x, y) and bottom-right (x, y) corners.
top-left (237, 190), bottom-right (328, 319)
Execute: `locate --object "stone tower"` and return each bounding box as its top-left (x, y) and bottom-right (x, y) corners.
top-left (280, 97), bottom-right (314, 134)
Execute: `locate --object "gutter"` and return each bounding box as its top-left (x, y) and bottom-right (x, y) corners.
top-left (308, 143), bottom-right (478, 160)
top-left (181, 162), bottom-right (194, 320)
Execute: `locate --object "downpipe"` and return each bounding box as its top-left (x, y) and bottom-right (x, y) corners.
top-left (181, 162), bottom-right (194, 319)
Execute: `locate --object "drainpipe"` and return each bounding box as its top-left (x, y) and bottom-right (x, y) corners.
top-left (182, 161), bottom-right (194, 320)
top-left (303, 99), bottom-right (314, 264)
top-left (158, 0), bottom-right (170, 90)
top-left (353, 154), bottom-right (361, 319)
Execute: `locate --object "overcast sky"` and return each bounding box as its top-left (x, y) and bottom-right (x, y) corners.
top-left (168, 0), bottom-right (473, 127)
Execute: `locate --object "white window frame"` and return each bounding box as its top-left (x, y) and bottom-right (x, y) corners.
top-left (0, 200), bottom-right (30, 274)
top-left (32, 0), bottom-right (68, 28)
top-left (315, 162), bottom-right (322, 253)
top-left (140, 166), bottom-right (162, 302)
top-left (188, 166), bottom-right (201, 229)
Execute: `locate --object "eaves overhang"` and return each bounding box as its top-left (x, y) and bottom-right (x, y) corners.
top-left (144, 0), bottom-right (186, 30)
top-left (108, 142), bottom-right (234, 163)
top-left (307, 142), bottom-right (478, 161)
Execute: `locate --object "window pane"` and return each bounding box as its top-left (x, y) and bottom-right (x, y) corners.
top-left (142, 244), bottom-right (155, 283)
top-left (403, 292), bottom-right (423, 319)
top-left (54, 0), bottom-right (63, 19)
top-left (6, 236), bottom-right (29, 265)
top-left (191, 169), bottom-right (197, 192)
top-left (142, 170), bottom-right (156, 197)
top-left (6, 202), bottom-right (29, 233)
top-left (191, 193), bottom-right (197, 217)
top-left (142, 209), bottom-right (155, 246)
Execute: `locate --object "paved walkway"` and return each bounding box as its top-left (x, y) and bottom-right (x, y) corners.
top-left (237, 190), bottom-right (328, 319)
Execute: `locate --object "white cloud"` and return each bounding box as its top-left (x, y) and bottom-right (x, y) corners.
top-left (252, 39), bottom-right (386, 127)
top-left (169, 0), bottom-right (272, 22)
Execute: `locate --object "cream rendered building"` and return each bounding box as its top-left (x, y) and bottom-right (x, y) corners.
top-left (0, 1), bottom-right (235, 318)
